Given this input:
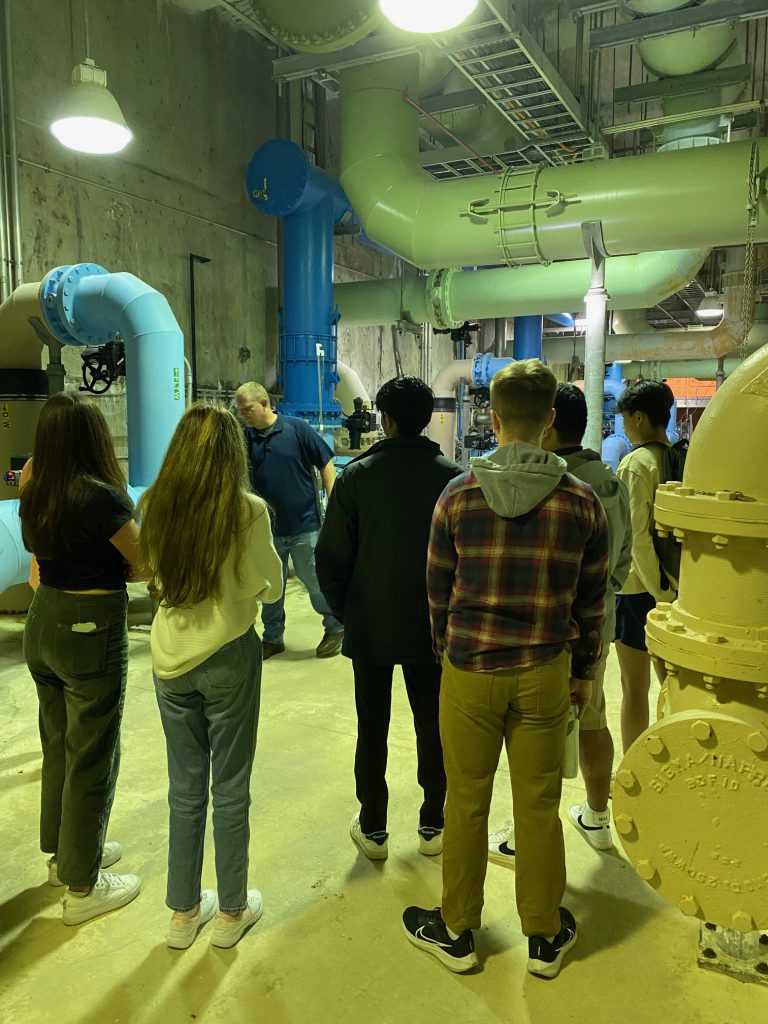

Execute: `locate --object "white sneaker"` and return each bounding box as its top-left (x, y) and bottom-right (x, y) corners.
top-left (568, 802), bottom-right (613, 851)
top-left (418, 827), bottom-right (443, 856)
top-left (48, 842), bottom-right (124, 887)
top-left (61, 871), bottom-right (141, 925)
top-left (212, 890), bottom-right (264, 948)
top-left (167, 890), bottom-right (218, 949)
top-left (488, 820), bottom-right (516, 867)
top-left (350, 813), bottom-right (388, 860)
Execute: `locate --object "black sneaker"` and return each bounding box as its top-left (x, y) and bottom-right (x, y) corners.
top-left (262, 641), bottom-right (285, 660)
top-left (527, 907), bottom-right (577, 979)
top-left (402, 906), bottom-right (478, 973)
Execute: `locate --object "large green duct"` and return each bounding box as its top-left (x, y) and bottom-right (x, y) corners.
top-left (340, 57), bottom-right (763, 270)
top-left (334, 249), bottom-right (708, 328)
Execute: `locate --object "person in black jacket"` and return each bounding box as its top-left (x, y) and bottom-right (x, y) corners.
top-left (316, 376), bottom-right (461, 862)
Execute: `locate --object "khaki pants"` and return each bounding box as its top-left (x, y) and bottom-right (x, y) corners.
top-left (440, 650), bottom-right (570, 937)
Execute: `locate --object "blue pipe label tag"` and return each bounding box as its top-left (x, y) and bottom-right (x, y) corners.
top-left (173, 367), bottom-right (181, 402)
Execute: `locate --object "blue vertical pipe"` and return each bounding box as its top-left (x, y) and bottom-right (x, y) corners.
top-left (513, 315), bottom-right (544, 360)
top-left (248, 139), bottom-right (350, 426)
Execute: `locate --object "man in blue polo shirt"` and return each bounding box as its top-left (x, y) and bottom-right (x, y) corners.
top-left (235, 381), bottom-right (344, 659)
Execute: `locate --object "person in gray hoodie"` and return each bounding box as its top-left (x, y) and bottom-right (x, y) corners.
top-left (488, 382), bottom-right (631, 862)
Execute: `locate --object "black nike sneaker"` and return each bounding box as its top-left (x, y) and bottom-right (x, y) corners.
top-left (488, 820), bottom-right (516, 866)
top-left (527, 907), bottom-right (577, 979)
top-left (402, 907), bottom-right (478, 973)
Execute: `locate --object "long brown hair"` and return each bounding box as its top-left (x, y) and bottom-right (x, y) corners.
top-left (20, 392), bottom-right (128, 558)
top-left (139, 403), bottom-right (254, 607)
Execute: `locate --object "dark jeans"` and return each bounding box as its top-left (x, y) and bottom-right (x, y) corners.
top-left (154, 628), bottom-right (262, 914)
top-left (352, 660), bottom-right (446, 835)
top-left (23, 585), bottom-right (128, 888)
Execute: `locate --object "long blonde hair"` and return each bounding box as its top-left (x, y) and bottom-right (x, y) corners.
top-left (139, 404), bottom-right (253, 607)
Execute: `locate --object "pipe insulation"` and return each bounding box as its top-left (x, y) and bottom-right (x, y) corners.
top-left (334, 249), bottom-right (709, 329)
top-left (335, 360), bottom-right (371, 417)
top-left (339, 56), bottom-right (764, 271)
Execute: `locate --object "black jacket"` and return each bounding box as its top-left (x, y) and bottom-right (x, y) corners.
top-left (315, 435), bottom-right (461, 665)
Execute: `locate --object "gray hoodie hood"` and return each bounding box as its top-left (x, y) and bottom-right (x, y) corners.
top-left (471, 443), bottom-right (567, 517)
top-left (562, 448), bottom-right (623, 513)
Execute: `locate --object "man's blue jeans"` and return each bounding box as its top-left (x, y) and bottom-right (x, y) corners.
top-left (261, 531), bottom-right (343, 645)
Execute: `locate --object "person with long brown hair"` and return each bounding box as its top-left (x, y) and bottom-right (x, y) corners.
top-left (20, 391), bottom-right (142, 926)
top-left (139, 403), bottom-right (282, 950)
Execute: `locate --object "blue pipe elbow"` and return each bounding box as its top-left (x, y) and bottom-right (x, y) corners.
top-left (472, 354), bottom-right (513, 388)
top-left (41, 265), bottom-right (185, 488)
top-left (247, 139), bottom-right (349, 223)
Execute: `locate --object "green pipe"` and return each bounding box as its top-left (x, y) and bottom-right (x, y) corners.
top-left (334, 248), bottom-right (708, 328)
top-left (616, 359), bottom-right (741, 379)
top-left (340, 56), bottom-right (763, 270)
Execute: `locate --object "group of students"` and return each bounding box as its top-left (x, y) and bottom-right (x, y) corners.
top-left (17, 360), bottom-right (678, 977)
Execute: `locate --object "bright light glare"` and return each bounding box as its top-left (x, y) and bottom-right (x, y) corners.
top-left (378, 0), bottom-right (479, 34)
top-left (696, 306), bottom-right (723, 319)
top-left (574, 316), bottom-right (588, 332)
top-left (50, 116), bottom-right (132, 155)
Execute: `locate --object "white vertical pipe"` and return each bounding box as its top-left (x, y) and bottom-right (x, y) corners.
top-left (583, 286), bottom-right (609, 454)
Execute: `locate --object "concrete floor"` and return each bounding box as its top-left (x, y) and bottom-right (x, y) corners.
top-left (0, 581), bottom-right (762, 1024)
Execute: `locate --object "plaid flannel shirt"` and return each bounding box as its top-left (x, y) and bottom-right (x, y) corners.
top-left (427, 470), bottom-right (610, 678)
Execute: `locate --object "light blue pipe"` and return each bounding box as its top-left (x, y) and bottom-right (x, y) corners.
top-left (41, 264), bottom-right (185, 487)
top-left (472, 353), bottom-right (512, 387)
top-left (248, 139), bottom-right (349, 426)
top-left (513, 315), bottom-right (544, 359)
top-left (546, 313), bottom-right (575, 328)
top-left (0, 485), bottom-right (145, 593)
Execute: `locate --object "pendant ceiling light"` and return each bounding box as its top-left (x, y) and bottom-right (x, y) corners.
top-left (50, 58), bottom-right (132, 155)
top-left (378, 0), bottom-right (479, 34)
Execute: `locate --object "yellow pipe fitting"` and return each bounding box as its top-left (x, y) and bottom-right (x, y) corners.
top-left (616, 344), bottom-right (768, 929)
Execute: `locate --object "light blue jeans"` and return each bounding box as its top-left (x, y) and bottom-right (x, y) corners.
top-left (261, 530), bottom-right (343, 644)
top-left (154, 628), bottom-right (261, 914)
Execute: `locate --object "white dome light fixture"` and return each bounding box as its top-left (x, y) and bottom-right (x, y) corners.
top-left (378, 0), bottom-right (479, 34)
top-left (696, 291), bottom-right (723, 320)
top-left (50, 59), bottom-right (132, 155)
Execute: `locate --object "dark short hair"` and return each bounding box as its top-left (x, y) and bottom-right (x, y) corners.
top-left (616, 379), bottom-right (674, 428)
top-left (375, 376), bottom-right (434, 436)
top-left (553, 383), bottom-right (587, 445)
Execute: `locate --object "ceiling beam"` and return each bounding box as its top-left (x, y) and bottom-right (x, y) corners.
top-left (613, 64), bottom-right (752, 106)
top-left (418, 89), bottom-right (484, 115)
top-left (590, 0), bottom-right (768, 50)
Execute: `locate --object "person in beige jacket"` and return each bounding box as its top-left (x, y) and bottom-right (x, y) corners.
top-left (140, 405), bottom-right (283, 951)
top-left (614, 380), bottom-right (677, 753)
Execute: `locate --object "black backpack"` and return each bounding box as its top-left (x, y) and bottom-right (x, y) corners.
top-left (640, 439), bottom-right (689, 592)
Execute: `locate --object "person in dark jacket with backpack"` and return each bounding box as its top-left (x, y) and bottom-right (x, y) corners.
top-left (614, 380), bottom-right (681, 753)
top-left (315, 376), bottom-right (461, 861)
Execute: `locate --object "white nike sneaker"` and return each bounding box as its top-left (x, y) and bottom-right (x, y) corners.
top-left (488, 820), bottom-right (516, 866)
top-left (167, 890), bottom-right (218, 949)
top-left (568, 802), bottom-right (613, 851)
top-left (62, 871), bottom-right (141, 925)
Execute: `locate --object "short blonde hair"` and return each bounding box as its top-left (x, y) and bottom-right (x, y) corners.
top-left (235, 381), bottom-right (269, 403)
top-left (490, 359), bottom-right (557, 434)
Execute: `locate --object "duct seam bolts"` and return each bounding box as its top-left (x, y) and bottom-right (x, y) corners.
top-left (712, 535), bottom-right (729, 548)
top-left (747, 732), bottom-right (768, 754)
top-left (691, 720), bottom-right (712, 742)
top-left (616, 769), bottom-right (637, 790)
top-left (615, 814), bottom-right (635, 836)
top-left (732, 911), bottom-right (753, 932)
top-left (678, 896), bottom-right (699, 917)
top-left (645, 735), bottom-right (666, 756)
top-left (636, 860), bottom-right (656, 881)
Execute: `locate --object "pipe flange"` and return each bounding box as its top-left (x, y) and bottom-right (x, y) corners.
top-left (655, 485), bottom-right (768, 541)
top-left (426, 268), bottom-right (462, 331)
top-left (41, 263), bottom-right (114, 347)
top-left (614, 710), bottom-right (768, 930)
top-left (646, 605), bottom-right (768, 683)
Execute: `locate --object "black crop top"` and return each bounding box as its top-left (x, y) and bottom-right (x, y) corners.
top-left (38, 484), bottom-right (135, 592)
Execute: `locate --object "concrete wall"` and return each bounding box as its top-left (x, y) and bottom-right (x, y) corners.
top-left (8, 0), bottom-right (454, 431)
